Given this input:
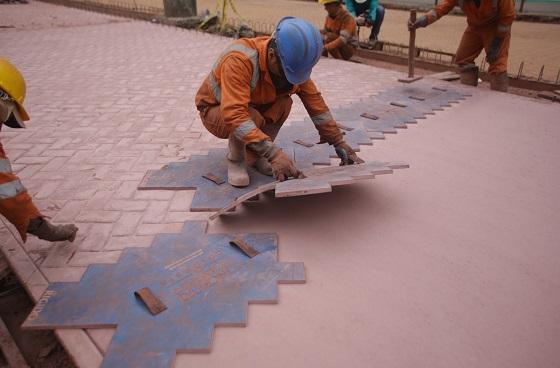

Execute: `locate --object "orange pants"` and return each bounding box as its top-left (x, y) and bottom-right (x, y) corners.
top-left (455, 25), bottom-right (510, 75)
top-left (324, 32), bottom-right (355, 61)
top-left (0, 139), bottom-right (41, 242)
top-left (200, 95), bottom-right (292, 141)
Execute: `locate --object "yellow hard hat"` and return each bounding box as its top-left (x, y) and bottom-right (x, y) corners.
top-left (319, 0), bottom-right (340, 5)
top-left (0, 58), bottom-right (30, 126)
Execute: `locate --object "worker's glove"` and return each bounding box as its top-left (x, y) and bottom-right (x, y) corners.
top-left (356, 16), bottom-right (366, 26)
top-left (27, 217), bottom-right (78, 242)
top-left (334, 142), bottom-right (365, 166)
top-left (268, 149), bottom-right (304, 182)
top-left (407, 15), bottom-right (428, 31)
top-left (486, 36), bottom-right (503, 64)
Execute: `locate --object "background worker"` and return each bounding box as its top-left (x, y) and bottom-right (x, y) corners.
top-left (0, 59), bottom-right (78, 243)
top-left (320, 0), bottom-right (358, 60)
top-left (195, 17), bottom-right (364, 187)
top-left (408, 0), bottom-right (515, 91)
top-left (345, 0), bottom-right (385, 48)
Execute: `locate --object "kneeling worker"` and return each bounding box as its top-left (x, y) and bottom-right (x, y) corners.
top-left (320, 0), bottom-right (358, 60)
top-left (0, 59), bottom-right (78, 243)
top-left (195, 17), bottom-right (364, 187)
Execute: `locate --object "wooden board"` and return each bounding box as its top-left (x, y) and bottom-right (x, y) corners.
top-left (210, 161), bottom-right (409, 220)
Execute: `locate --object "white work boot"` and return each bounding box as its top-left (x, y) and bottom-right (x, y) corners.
top-left (227, 135), bottom-right (250, 187)
top-left (253, 157), bottom-right (273, 176)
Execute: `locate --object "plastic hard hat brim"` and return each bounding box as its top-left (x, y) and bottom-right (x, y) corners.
top-left (16, 102), bottom-right (29, 122)
top-left (282, 65), bottom-right (312, 86)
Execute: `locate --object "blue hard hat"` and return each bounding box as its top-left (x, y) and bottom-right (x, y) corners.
top-left (275, 17), bottom-right (323, 85)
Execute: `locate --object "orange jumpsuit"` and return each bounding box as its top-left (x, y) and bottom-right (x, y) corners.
top-left (425, 0), bottom-right (515, 74)
top-left (322, 7), bottom-right (358, 60)
top-left (195, 36), bottom-right (344, 149)
top-left (0, 126), bottom-right (41, 242)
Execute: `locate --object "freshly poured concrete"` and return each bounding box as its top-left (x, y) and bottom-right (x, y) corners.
top-left (176, 91), bottom-right (560, 368)
top-left (2, 3), bottom-right (560, 367)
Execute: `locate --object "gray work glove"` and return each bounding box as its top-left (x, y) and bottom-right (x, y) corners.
top-left (269, 149), bottom-right (304, 181)
top-left (486, 36), bottom-right (503, 64)
top-left (334, 142), bottom-right (365, 166)
top-left (27, 217), bottom-right (78, 242)
top-left (407, 15), bottom-right (428, 31)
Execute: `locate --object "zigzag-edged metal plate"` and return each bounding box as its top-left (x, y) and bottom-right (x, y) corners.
top-left (23, 221), bottom-right (305, 368)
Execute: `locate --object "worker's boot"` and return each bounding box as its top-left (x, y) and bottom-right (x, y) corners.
top-left (489, 72), bottom-right (508, 92)
top-left (27, 217), bottom-right (78, 242)
top-left (458, 64), bottom-right (479, 87)
top-left (227, 135), bottom-right (250, 187)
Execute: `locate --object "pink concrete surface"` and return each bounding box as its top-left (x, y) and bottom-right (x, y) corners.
top-left (178, 91), bottom-right (560, 368)
top-left (1, 3), bottom-right (560, 368)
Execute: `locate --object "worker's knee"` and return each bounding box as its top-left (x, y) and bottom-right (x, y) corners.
top-left (199, 106), bottom-right (231, 139)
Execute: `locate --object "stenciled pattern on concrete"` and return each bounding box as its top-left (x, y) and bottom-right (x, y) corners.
top-left (0, 3), bottom-right (473, 365)
top-left (23, 221), bottom-right (305, 368)
top-left (139, 81), bottom-right (470, 212)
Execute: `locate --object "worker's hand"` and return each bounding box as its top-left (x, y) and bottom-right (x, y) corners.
top-left (407, 15), bottom-right (428, 31)
top-left (334, 142), bottom-right (365, 166)
top-left (268, 149), bottom-right (304, 181)
top-left (486, 36), bottom-right (503, 64)
top-left (356, 16), bottom-right (366, 26)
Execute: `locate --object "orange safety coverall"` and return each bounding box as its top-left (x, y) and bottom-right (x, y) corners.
top-left (425, 0), bottom-right (515, 74)
top-left (322, 7), bottom-right (358, 60)
top-left (195, 36), bottom-right (344, 147)
top-left (0, 127), bottom-right (41, 242)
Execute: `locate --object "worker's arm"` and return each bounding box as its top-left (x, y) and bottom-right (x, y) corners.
top-left (496, 0), bottom-right (515, 36)
top-left (219, 54), bottom-right (270, 145)
top-left (324, 13), bottom-right (357, 51)
top-left (409, 0), bottom-right (457, 29)
top-left (487, 0), bottom-right (515, 63)
top-left (297, 80), bottom-right (364, 165)
top-left (368, 0), bottom-right (379, 22)
top-left (345, 0), bottom-right (357, 16)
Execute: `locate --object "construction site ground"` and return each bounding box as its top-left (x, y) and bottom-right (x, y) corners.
top-left (1, 1), bottom-right (560, 367)
top-left (195, 0), bottom-right (560, 81)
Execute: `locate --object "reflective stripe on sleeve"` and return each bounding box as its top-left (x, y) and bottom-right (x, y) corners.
top-left (427, 9), bottom-right (438, 19)
top-left (0, 159), bottom-right (12, 173)
top-left (311, 111), bottom-right (334, 126)
top-left (497, 24), bottom-right (511, 33)
top-left (233, 120), bottom-right (259, 141)
top-left (0, 179), bottom-right (26, 200)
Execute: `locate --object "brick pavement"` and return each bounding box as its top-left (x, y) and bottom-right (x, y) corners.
top-left (0, 2), bottom-right (402, 365)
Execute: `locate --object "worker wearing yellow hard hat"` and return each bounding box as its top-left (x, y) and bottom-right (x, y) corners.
top-left (0, 58), bottom-right (78, 243)
top-left (319, 0), bottom-right (358, 60)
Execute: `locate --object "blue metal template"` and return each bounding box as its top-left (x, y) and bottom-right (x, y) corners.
top-left (24, 221), bottom-right (305, 367)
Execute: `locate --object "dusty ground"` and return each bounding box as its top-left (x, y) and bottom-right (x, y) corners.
top-left (194, 0), bottom-right (560, 81)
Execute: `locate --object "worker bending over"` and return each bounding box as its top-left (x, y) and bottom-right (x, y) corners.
top-left (320, 0), bottom-right (358, 60)
top-left (196, 17), bottom-right (364, 187)
top-left (0, 59), bottom-right (78, 243)
top-left (408, 0), bottom-right (515, 91)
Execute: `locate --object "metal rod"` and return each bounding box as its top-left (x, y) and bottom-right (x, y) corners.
top-left (538, 65), bottom-right (544, 81)
top-left (517, 61), bottom-right (524, 79)
top-left (519, 0), bottom-right (526, 13)
top-left (408, 9), bottom-right (417, 78)
top-left (556, 68), bottom-right (559, 84)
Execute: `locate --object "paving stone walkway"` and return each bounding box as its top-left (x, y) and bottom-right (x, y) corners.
top-left (0, 2), bottom-right (407, 366)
